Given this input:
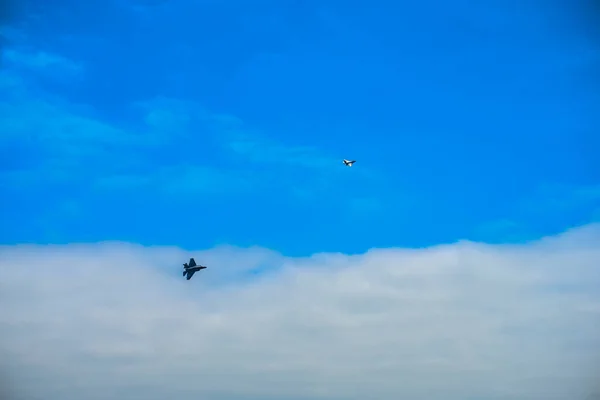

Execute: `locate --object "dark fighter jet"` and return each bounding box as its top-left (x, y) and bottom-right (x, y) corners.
top-left (183, 258), bottom-right (207, 280)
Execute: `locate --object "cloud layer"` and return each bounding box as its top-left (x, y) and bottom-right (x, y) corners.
top-left (1, 224), bottom-right (599, 400)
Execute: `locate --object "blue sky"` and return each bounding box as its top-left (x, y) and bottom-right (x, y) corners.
top-left (1, 0), bottom-right (599, 255)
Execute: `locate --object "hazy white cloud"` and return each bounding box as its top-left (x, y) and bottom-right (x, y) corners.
top-left (1, 224), bottom-right (599, 400)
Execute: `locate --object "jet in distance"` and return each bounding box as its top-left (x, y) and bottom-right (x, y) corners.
top-left (183, 258), bottom-right (207, 280)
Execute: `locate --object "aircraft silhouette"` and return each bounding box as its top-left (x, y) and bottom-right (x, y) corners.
top-left (183, 258), bottom-right (207, 280)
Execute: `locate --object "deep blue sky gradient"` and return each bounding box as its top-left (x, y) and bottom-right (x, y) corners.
top-left (1, 0), bottom-right (598, 255)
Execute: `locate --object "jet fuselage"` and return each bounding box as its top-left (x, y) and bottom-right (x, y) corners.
top-left (184, 265), bottom-right (206, 272)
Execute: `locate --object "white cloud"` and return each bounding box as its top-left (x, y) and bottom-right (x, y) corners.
top-left (1, 229), bottom-right (599, 399)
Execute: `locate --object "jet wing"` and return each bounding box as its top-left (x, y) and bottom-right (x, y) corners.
top-left (189, 258), bottom-right (196, 267)
top-left (186, 269), bottom-right (196, 280)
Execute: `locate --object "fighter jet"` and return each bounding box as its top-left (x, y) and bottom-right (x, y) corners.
top-left (343, 159), bottom-right (356, 167)
top-left (182, 258), bottom-right (207, 280)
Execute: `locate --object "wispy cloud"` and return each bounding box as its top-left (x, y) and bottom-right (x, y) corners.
top-left (0, 73), bottom-right (359, 203)
top-left (130, 96), bottom-right (382, 200)
top-left (93, 164), bottom-right (258, 197)
top-left (2, 48), bottom-right (84, 83)
top-left (185, 104), bottom-right (372, 176)
top-left (1, 223), bottom-right (599, 399)
top-left (132, 96), bottom-right (208, 135)
top-left (0, 72), bottom-right (249, 197)
top-left (4, 48), bottom-right (82, 73)
top-left (474, 183), bottom-right (600, 243)
top-left (226, 130), bottom-right (333, 169)
top-left (0, 41), bottom-right (378, 210)
top-left (0, 82), bottom-right (163, 188)
top-left (522, 183), bottom-right (600, 214)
